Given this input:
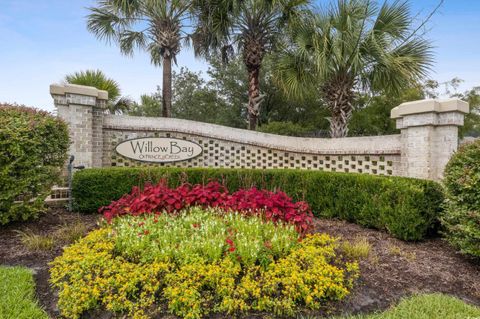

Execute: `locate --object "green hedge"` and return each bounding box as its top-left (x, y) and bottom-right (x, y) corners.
top-left (73, 167), bottom-right (443, 241)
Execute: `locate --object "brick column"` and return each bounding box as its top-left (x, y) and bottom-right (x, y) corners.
top-left (391, 99), bottom-right (469, 180)
top-left (50, 84), bottom-right (108, 168)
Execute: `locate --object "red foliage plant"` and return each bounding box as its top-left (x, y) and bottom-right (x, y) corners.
top-left (100, 181), bottom-right (313, 233)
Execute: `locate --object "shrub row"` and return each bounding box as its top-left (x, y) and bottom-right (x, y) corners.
top-left (73, 167), bottom-right (444, 241)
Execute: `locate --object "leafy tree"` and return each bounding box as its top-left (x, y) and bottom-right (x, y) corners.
top-left (275, 0), bottom-right (434, 137)
top-left (128, 88), bottom-right (163, 117)
top-left (459, 89), bottom-right (480, 138)
top-left (129, 67), bottom-right (242, 126)
top-left (64, 69), bottom-right (132, 114)
top-left (87, 0), bottom-right (193, 117)
top-left (255, 57), bottom-right (330, 132)
top-left (171, 68), bottom-right (236, 126)
top-left (131, 57), bottom-right (329, 131)
top-left (348, 84), bottom-right (424, 136)
top-left (425, 78), bottom-right (480, 137)
top-left (257, 121), bottom-right (316, 136)
top-left (348, 77), bottom-right (480, 138)
top-left (206, 56), bottom-right (329, 130)
top-left (193, 0), bottom-right (308, 130)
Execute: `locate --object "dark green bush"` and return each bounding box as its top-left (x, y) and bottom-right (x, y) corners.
top-left (73, 167), bottom-right (443, 241)
top-left (441, 140), bottom-right (480, 257)
top-left (257, 121), bottom-right (315, 136)
top-left (0, 104), bottom-right (69, 224)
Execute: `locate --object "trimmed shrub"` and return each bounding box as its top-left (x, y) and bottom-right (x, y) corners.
top-left (0, 104), bottom-right (69, 224)
top-left (441, 140), bottom-right (480, 257)
top-left (73, 167), bottom-right (443, 240)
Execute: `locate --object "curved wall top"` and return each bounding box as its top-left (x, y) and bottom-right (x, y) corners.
top-left (103, 115), bottom-right (401, 156)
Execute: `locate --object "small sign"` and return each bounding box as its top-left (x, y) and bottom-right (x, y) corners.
top-left (115, 137), bottom-right (203, 163)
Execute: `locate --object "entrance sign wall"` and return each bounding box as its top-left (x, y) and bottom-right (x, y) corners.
top-left (51, 84), bottom-right (469, 181)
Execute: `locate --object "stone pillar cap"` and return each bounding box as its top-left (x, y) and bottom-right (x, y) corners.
top-left (50, 83), bottom-right (109, 100)
top-left (391, 98), bottom-right (469, 119)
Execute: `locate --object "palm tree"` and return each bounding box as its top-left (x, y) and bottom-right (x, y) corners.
top-left (274, 0), bottom-right (434, 137)
top-left (64, 69), bottom-right (132, 114)
top-left (87, 0), bottom-right (193, 117)
top-left (192, 0), bottom-right (307, 130)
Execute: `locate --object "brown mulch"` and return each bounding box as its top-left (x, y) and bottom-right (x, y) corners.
top-left (0, 209), bottom-right (479, 318)
top-left (314, 219), bottom-right (480, 315)
top-left (0, 208), bottom-right (100, 318)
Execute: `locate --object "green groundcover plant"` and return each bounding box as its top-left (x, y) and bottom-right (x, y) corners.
top-left (0, 104), bottom-right (69, 224)
top-left (0, 266), bottom-right (48, 319)
top-left (50, 207), bottom-right (359, 319)
top-left (335, 293), bottom-right (480, 319)
top-left (441, 139), bottom-right (480, 258)
top-left (113, 208), bottom-right (299, 266)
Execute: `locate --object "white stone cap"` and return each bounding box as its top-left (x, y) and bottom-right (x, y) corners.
top-left (391, 98), bottom-right (469, 119)
top-left (104, 115), bottom-right (402, 155)
top-left (50, 83), bottom-right (108, 100)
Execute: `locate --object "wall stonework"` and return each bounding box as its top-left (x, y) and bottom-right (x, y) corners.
top-left (51, 84), bottom-right (469, 181)
top-left (50, 84), bottom-right (108, 168)
top-left (102, 115), bottom-right (401, 175)
top-left (391, 99), bottom-right (469, 180)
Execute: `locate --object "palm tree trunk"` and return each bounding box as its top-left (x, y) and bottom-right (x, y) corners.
top-left (323, 77), bottom-right (354, 138)
top-left (330, 105), bottom-right (352, 138)
top-left (162, 56), bottom-right (172, 117)
top-left (247, 67), bottom-right (260, 130)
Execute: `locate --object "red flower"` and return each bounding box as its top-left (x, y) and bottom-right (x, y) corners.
top-left (99, 180), bottom-right (313, 234)
top-left (264, 240), bottom-right (272, 249)
top-left (229, 246), bottom-right (236, 252)
top-left (143, 230), bottom-right (150, 235)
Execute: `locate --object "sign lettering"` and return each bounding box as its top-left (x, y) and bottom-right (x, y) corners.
top-left (115, 137), bottom-right (203, 163)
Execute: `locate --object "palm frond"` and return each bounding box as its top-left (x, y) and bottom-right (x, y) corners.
top-left (87, 6), bottom-right (129, 42)
top-left (119, 30), bottom-right (148, 55)
top-left (365, 37), bottom-right (433, 94)
top-left (107, 0), bottom-right (142, 14)
top-left (148, 42), bottom-right (164, 66)
top-left (111, 96), bottom-right (134, 114)
top-left (278, 0), bottom-right (434, 97)
top-left (64, 69), bottom-right (121, 102)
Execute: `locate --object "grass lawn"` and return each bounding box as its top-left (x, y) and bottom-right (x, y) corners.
top-left (338, 293), bottom-right (480, 319)
top-left (0, 266), bottom-right (48, 319)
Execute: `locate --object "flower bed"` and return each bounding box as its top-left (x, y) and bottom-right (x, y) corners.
top-left (113, 208), bottom-right (299, 266)
top-left (50, 207), bottom-right (359, 319)
top-left (100, 181), bottom-right (314, 234)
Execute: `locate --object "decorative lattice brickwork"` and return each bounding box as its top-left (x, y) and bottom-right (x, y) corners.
top-left (103, 130), bottom-right (400, 176)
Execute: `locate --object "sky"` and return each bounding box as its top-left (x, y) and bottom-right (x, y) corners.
top-left (0, 0), bottom-right (479, 112)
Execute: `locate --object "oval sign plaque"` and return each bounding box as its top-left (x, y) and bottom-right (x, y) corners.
top-left (115, 137), bottom-right (203, 163)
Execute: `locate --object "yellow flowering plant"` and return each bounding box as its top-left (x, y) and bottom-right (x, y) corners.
top-left (50, 208), bottom-right (360, 319)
